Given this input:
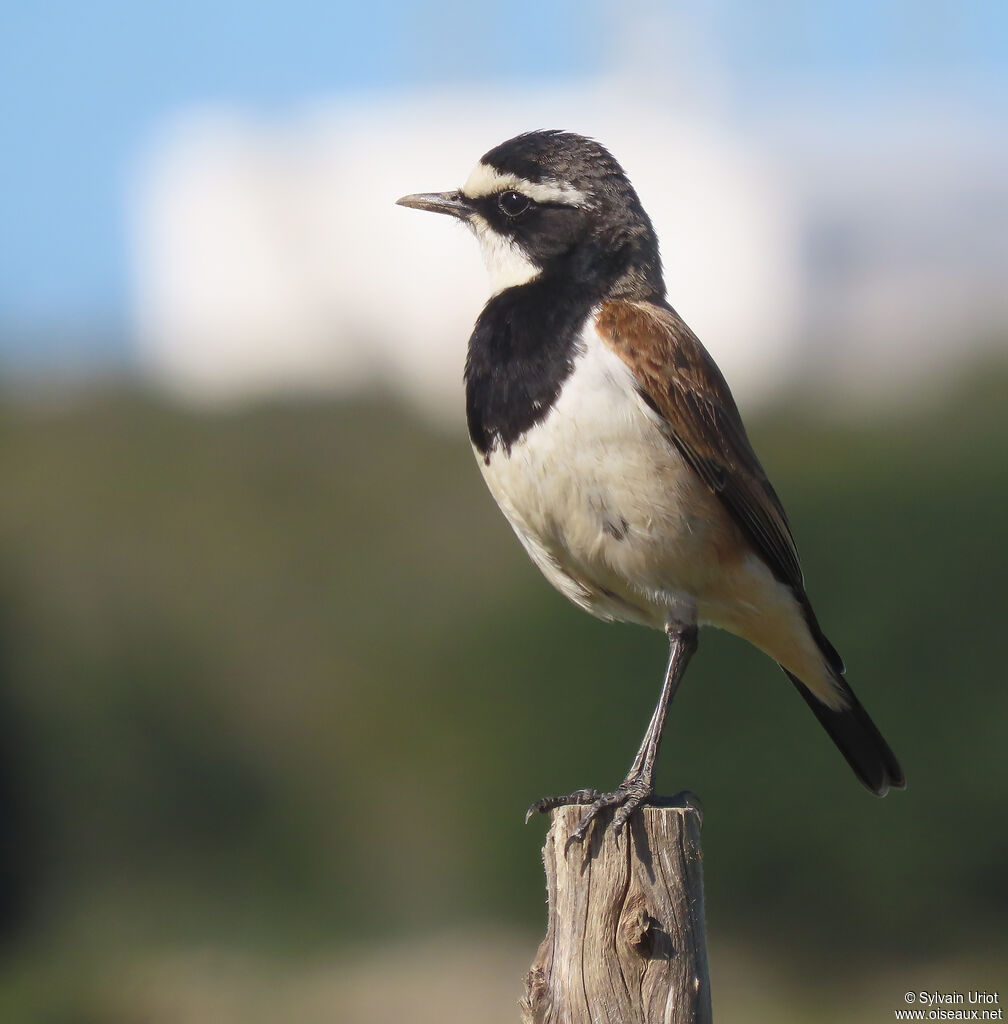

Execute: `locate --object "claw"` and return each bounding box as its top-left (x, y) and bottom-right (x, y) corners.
top-left (527, 779), bottom-right (655, 844)
top-left (524, 789), bottom-right (602, 824)
top-left (611, 802), bottom-right (635, 835)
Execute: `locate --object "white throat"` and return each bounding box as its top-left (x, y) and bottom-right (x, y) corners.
top-left (468, 214), bottom-right (541, 295)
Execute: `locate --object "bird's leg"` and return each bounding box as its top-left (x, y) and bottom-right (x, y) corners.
top-left (526, 623), bottom-right (698, 844)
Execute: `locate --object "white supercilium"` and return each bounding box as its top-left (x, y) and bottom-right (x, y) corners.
top-left (462, 162), bottom-right (588, 207)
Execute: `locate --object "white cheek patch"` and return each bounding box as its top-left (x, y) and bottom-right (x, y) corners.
top-left (462, 162), bottom-right (587, 207)
top-left (469, 213), bottom-right (541, 295)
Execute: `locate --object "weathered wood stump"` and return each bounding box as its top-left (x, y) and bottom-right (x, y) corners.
top-left (521, 798), bottom-right (712, 1024)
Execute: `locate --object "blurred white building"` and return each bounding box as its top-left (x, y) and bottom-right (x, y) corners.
top-left (129, 78), bottom-right (1008, 424)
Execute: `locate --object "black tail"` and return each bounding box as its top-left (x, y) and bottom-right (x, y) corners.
top-left (784, 669), bottom-right (905, 796)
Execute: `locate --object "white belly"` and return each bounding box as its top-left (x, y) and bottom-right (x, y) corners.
top-left (475, 321), bottom-right (734, 629)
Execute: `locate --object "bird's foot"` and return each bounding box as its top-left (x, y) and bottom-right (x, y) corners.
top-left (525, 776), bottom-right (654, 845)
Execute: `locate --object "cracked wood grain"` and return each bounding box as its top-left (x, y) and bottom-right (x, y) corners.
top-left (520, 802), bottom-right (712, 1024)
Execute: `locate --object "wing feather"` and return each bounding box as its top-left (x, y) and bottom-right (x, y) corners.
top-left (595, 299), bottom-right (805, 594)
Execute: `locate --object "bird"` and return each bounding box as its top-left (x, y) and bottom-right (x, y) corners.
top-left (396, 130), bottom-right (904, 842)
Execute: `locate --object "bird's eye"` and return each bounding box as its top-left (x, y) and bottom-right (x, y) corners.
top-left (498, 190), bottom-right (531, 217)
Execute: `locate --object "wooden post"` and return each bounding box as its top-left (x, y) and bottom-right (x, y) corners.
top-left (520, 798), bottom-right (712, 1024)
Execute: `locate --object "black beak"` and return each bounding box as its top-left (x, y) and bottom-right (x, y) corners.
top-left (395, 190), bottom-right (472, 220)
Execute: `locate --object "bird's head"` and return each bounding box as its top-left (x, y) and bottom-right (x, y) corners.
top-left (397, 130), bottom-right (664, 302)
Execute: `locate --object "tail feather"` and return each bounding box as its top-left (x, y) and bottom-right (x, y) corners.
top-left (799, 595), bottom-right (845, 677)
top-left (784, 669), bottom-right (905, 796)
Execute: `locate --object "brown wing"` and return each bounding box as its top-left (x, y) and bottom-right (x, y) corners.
top-left (595, 299), bottom-right (805, 594)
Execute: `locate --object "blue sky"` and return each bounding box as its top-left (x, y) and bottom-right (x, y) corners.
top-left (1, 0), bottom-right (1005, 362)
top-left (0, 0), bottom-right (602, 354)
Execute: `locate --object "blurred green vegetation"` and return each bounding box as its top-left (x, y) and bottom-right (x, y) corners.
top-left (0, 370), bottom-right (1005, 1014)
